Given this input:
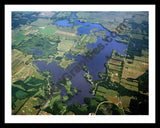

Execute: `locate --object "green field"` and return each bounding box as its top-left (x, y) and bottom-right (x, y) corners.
top-left (31, 18), bottom-right (52, 27)
top-left (12, 34), bottom-right (26, 46)
top-left (40, 28), bottom-right (57, 35)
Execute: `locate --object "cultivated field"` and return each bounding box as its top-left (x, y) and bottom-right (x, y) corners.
top-left (12, 49), bottom-right (44, 83)
top-left (122, 56), bottom-right (148, 79)
top-left (56, 30), bottom-right (77, 37)
top-left (119, 55), bottom-right (148, 113)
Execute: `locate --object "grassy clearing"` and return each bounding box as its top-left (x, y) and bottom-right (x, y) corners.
top-left (40, 28), bottom-right (57, 35)
top-left (12, 33), bottom-right (26, 46)
top-left (31, 18), bottom-right (52, 27)
top-left (46, 24), bottom-right (57, 29)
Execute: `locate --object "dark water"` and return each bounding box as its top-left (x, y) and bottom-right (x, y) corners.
top-left (33, 13), bottom-right (127, 105)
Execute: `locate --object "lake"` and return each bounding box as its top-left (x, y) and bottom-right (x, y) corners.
top-left (54, 20), bottom-right (74, 27)
top-left (33, 13), bottom-right (127, 105)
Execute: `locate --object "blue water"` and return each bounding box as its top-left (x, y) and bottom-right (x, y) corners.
top-left (70, 12), bottom-right (77, 19)
top-left (55, 20), bottom-right (74, 27)
top-left (75, 20), bottom-right (108, 35)
top-left (33, 12), bottom-right (127, 104)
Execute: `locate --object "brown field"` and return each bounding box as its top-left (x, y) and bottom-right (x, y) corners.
top-left (24, 26), bottom-right (32, 30)
top-left (122, 57), bottom-right (148, 79)
top-left (24, 30), bottom-right (32, 36)
top-left (109, 64), bottom-right (122, 72)
top-left (113, 56), bottom-right (124, 61)
top-left (98, 93), bottom-right (123, 109)
top-left (110, 73), bottom-right (119, 83)
top-left (56, 30), bottom-right (77, 37)
top-left (122, 68), bottom-right (144, 79)
top-left (110, 59), bottom-right (121, 65)
top-left (39, 111), bottom-right (53, 115)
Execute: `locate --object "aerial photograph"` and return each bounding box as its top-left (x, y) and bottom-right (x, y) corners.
top-left (11, 11), bottom-right (149, 115)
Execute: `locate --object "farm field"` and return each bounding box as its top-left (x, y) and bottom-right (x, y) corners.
top-left (97, 47), bottom-right (149, 114)
top-left (107, 50), bottom-right (124, 83)
top-left (122, 56), bottom-right (148, 79)
top-left (12, 49), bottom-right (44, 83)
top-left (119, 56), bottom-right (148, 113)
top-left (56, 30), bottom-right (77, 37)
